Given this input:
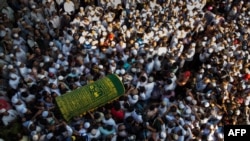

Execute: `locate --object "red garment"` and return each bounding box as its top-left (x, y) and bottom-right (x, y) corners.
top-left (184, 71), bottom-right (191, 78)
top-left (111, 107), bottom-right (124, 122)
top-left (244, 74), bottom-right (250, 80)
top-left (108, 33), bottom-right (115, 40)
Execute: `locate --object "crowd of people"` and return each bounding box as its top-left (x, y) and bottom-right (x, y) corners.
top-left (0, 0), bottom-right (250, 140)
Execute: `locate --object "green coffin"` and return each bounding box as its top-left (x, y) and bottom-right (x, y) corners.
top-left (55, 74), bottom-right (125, 121)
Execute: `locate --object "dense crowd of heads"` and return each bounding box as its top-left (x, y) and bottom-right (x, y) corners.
top-left (0, 0), bottom-right (250, 141)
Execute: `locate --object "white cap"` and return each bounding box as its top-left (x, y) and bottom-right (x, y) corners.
top-left (32, 135), bottom-right (39, 141)
top-left (65, 39), bottom-right (70, 44)
top-left (9, 53), bottom-right (14, 58)
top-left (39, 62), bottom-right (44, 67)
top-left (204, 102), bottom-right (210, 107)
top-left (0, 108), bottom-right (6, 114)
top-left (8, 65), bottom-right (14, 69)
top-left (160, 131), bottom-right (167, 139)
top-left (115, 69), bottom-right (121, 75)
top-left (179, 103), bottom-right (185, 109)
top-left (133, 95), bottom-right (139, 101)
top-left (13, 33), bottom-right (19, 38)
top-left (42, 111), bottom-right (49, 118)
top-left (236, 109), bottom-right (240, 115)
top-left (13, 46), bottom-right (18, 49)
top-left (12, 97), bottom-right (19, 104)
top-left (58, 76), bottom-right (64, 80)
top-left (46, 133), bottom-right (54, 140)
top-left (31, 5), bottom-right (36, 9)
top-left (192, 100), bottom-right (197, 105)
top-left (131, 49), bottom-right (137, 56)
top-left (98, 65), bottom-right (103, 69)
top-left (49, 41), bottom-right (54, 46)
top-left (16, 61), bottom-right (21, 66)
top-left (55, 64), bottom-right (60, 69)
top-left (185, 108), bottom-right (191, 114)
top-left (84, 122), bottom-right (90, 129)
top-left (120, 69), bottom-right (125, 75)
top-left (186, 96), bottom-right (192, 101)
top-left (148, 76), bottom-right (154, 82)
top-left (58, 54), bottom-right (63, 59)
top-left (52, 47), bottom-right (58, 51)
top-left (44, 56), bottom-right (50, 62)
top-left (0, 52), bottom-right (4, 57)
top-left (91, 46), bottom-right (97, 49)
top-left (91, 129), bottom-right (97, 135)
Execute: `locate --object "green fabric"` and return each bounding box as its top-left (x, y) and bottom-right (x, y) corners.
top-left (55, 74), bottom-right (125, 121)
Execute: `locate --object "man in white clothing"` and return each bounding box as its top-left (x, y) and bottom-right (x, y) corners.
top-left (64, 0), bottom-right (75, 15)
top-left (0, 108), bottom-right (18, 126)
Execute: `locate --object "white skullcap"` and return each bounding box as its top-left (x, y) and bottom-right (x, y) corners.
top-left (58, 76), bottom-right (64, 80)
top-left (236, 109), bottom-right (240, 115)
top-left (91, 129), bottom-right (97, 135)
top-left (55, 64), bottom-right (60, 69)
top-left (192, 100), bottom-right (197, 105)
top-left (13, 33), bottom-right (19, 38)
top-left (206, 64), bottom-right (211, 69)
top-left (131, 68), bottom-right (136, 73)
top-left (84, 122), bottom-right (91, 129)
top-left (102, 31), bottom-right (107, 36)
top-left (65, 39), bottom-right (70, 44)
top-left (42, 111), bottom-right (49, 118)
top-left (46, 133), bottom-right (54, 140)
top-left (58, 54), bottom-right (63, 59)
top-left (160, 131), bottom-right (167, 139)
top-left (133, 95), bottom-right (139, 101)
top-left (207, 47), bottom-right (213, 54)
top-left (32, 135), bottom-right (39, 141)
top-left (21, 107), bottom-right (28, 114)
top-left (186, 96), bottom-right (192, 101)
top-left (16, 61), bottom-right (21, 66)
top-left (179, 103), bottom-right (185, 109)
top-left (173, 134), bottom-right (179, 140)
top-left (186, 108), bottom-right (192, 114)
top-left (98, 65), bottom-right (103, 69)
top-left (12, 97), bottom-right (19, 104)
top-left (52, 47), bottom-right (58, 51)
top-left (8, 65), bottom-right (14, 69)
top-left (0, 108), bottom-right (6, 114)
top-left (44, 56), bottom-right (50, 62)
top-left (148, 76), bottom-right (154, 82)
top-left (39, 62), bottom-right (44, 67)
top-left (31, 5), bottom-right (36, 9)
top-left (115, 69), bottom-right (121, 75)
top-left (200, 69), bottom-right (205, 73)
top-left (131, 49), bottom-right (137, 56)
top-left (0, 52), bottom-right (4, 57)
top-left (49, 41), bottom-right (54, 46)
top-left (10, 53), bottom-right (14, 58)
top-left (204, 102), bottom-right (210, 107)
top-left (120, 69), bottom-right (125, 75)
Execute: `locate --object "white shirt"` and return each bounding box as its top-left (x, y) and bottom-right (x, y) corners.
top-left (61, 43), bottom-right (72, 56)
top-left (1, 109), bottom-right (18, 126)
top-left (145, 82), bottom-right (155, 100)
top-left (64, 1), bottom-right (75, 15)
top-left (9, 72), bottom-right (20, 89)
top-left (102, 118), bottom-right (116, 128)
